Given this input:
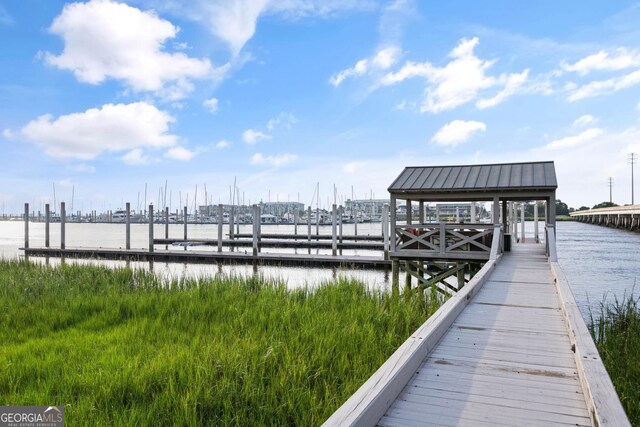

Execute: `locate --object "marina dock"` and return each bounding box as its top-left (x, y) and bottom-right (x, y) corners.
top-left (17, 161), bottom-right (630, 425)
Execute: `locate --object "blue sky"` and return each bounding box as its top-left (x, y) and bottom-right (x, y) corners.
top-left (2, 0), bottom-right (640, 214)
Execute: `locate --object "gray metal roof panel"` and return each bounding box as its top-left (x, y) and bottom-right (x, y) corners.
top-left (388, 161), bottom-right (558, 193)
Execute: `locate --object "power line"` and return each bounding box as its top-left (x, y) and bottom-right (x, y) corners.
top-left (607, 177), bottom-right (614, 204)
top-left (631, 153), bottom-right (637, 204)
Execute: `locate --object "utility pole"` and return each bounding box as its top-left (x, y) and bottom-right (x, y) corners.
top-left (608, 177), bottom-right (614, 204)
top-left (629, 153), bottom-right (637, 205)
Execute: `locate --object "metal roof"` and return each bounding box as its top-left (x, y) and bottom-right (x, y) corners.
top-left (388, 161), bottom-right (557, 193)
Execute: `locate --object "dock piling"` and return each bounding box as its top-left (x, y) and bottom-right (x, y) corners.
top-left (332, 204), bottom-right (337, 256)
top-left (149, 205), bottom-right (154, 253)
top-left (217, 204), bottom-right (223, 252)
top-left (183, 206), bottom-right (188, 240)
top-left (45, 203), bottom-right (50, 248)
top-left (252, 204), bottom-right (259, 256)
top-left (24, 203), bottom-right (29, 249)
top-left (382, 203), bottom-right (389, 260)
top-left (126, 202), bottom-right (131, 250)
top-left (60, 202), bottom-right (66, 250)
top-left (164, 207), bottom-right (169, 240)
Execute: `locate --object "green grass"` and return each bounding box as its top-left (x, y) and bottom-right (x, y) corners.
top-left (0, 260), bottom-right (441, 426)
top-left (589, 292), bottom-right (640, 425)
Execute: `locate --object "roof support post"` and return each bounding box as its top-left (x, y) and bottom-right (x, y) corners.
top-left (390, 195), bottom-right (397, 252)
top-left (406, 199), bottom-right (412, 225)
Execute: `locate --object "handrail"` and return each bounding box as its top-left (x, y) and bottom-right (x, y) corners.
top-left (550, 262), bottom-right (630, 426)
top-left (546, 224), bottom-right (557, 261)
top-left (489, 224), bottom-right (502, 261)
top-left (322, 255), bottom-right (502, 427)
top-left (394, 223), bottom-right (494, 257)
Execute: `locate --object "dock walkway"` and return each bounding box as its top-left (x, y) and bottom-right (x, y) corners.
top-left (380, 243), bottom-right (590, 426)
top-left (324, 242), bottom-right (629, 426)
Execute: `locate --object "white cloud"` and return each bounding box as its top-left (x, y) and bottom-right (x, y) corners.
top-left (20, 102), bottom-right (177, 160)
top-left (431, 120), bottom-right (486, 147)
top-left (330, 45), bottom-right (401, 86)
top-left (266, 112), bottom-right (298, 131)
top-left (122, 148), bottom-right (151, 165)
top-left (215, 140), bottom-right (231, 149)
top-left (203, 97), bottom-right (219, 113)
top-left (568, 69), bottom-right (640, 101)
top-left (250, 152), bottom-right (298, 167)
top-left (67, 163), bottom-right (96, 173)
top-left (476, 69), bottom-right (529, 109)
top-left (541, 127), bottom-right (604, 151)
top-left (381, 37), bottom-right (527, 113)
top-left (242, 129), bottom-right (271, 144)
top-left (2, 128), bottom-right (15, 139)
top-left (196, 0), bottom-right (373, 55)
top-left (562, 48), bottom-right (640, 75)
top-left (572, 114), bottom-right (598, 128)
top-left (44, 0), bottom-right (222, 100)
top-left (164, 146), bottom-right (195, 161)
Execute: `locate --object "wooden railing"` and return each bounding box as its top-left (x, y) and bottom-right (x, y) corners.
top-left (392, 223), bottom-right (497, 261)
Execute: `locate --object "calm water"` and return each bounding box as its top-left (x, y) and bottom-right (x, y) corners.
top-left (2, 220), bottom-right (638, 319)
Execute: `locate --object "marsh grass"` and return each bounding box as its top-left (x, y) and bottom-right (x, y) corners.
top-left (0, 259), bottom-right (441, 426)
top-left (589, 291), bottom-right (640, 425)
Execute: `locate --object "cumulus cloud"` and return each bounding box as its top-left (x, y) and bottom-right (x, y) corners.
top-left (203, 97), bottom-right (219, 113)
top-left (330, 46), bottom-right (401, 86)
top-left (562, 48), bottom-right (640, 75)
top-left (568, 69), bottom-right (640, 101)
top-left (215, 140), bottom-right (231, 149)
top-left (250, 152), bottom-right (297, 167)
top-left (44, 0), bottom-right (223, 100)
top-left (122, 148), bottom-right (151, 165)
top-left (380, 37), bottom-right (527, 113)
top-left (20, 102), bottom-right (177, 160)
top-left (242, 129), bottom-right (271, 144)
top-left (164, 146), bottom-right (196, 161)
top-left (266, 112), bottom-right (298, 131)
top-left (431, 120), bottom-right (486, 147)
top-left (573, 114), bottom-right (598, 128)
top-left (541, 127), bottom-right (604, 151)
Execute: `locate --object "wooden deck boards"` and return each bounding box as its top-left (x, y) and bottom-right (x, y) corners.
top-left (379, 244), bottom-right (591, 426)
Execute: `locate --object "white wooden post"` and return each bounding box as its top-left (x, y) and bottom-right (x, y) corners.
top-left (164, 206), bottom-right (169, 239)
top-left (520, 203), bottom-right (525, 243)
top-left (307, 207), bottom-right (311, 243)
top-left (338, 205), bottom-right (343, 244)
top-left (534, 202), bottom-right (539, 243)
top-left (455, 206), bottom-right (460, 222)
top-left (252, 204), bottom-right (258, 256)
top-left (390, 196), bottom-right (397, 252)
top-left (148, 205), bottom-right (154, 252)
top-left (125, 202), bottom-right (131, 250)
top-left (217, 204), bottom-right (223, 252)
top-left (24, 203), bottom-right (29, 249)
top-left (418, 201), bottom-right (424, 224)
top-left (45, 203), bottom-right (50, 248)
top-left (382, 203), bottom-right (389, 260)
top-left (315, 207), bottom-right (319, 235)
top-left (331, 204), bottom-right (337, 256)
top-left (470, 202), bottom-right (476, 223)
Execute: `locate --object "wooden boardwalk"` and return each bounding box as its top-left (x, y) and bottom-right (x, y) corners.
top-left (324, 242), bottom-right (629, 426)
top-left (380, 244), bottom-right (590, 426)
